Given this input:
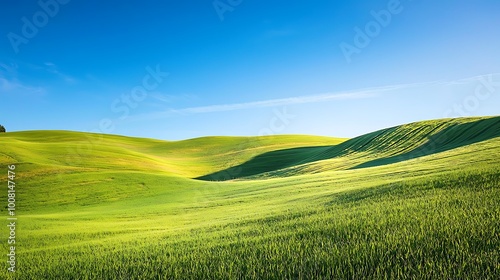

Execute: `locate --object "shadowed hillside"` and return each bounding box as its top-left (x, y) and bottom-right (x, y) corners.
top-left (197, 116), bottom-right (500, 181)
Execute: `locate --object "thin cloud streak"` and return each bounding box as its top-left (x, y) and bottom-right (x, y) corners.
top-left (0, 77), bottom-right (45, 95)
top-left (440, 73), bottom-right (500, 86)
top-left (169, 82), bottom-right (432, 115)
top-left (176, 92), bottom-right (374, 114)
top-left (127, 82), bottom-right (431, 122)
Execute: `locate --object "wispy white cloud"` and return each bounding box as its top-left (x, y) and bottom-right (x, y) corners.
top-left (0, 77), bottom-right (45, 95)
top-left (127, 82), bottom-right (428, 122)
top-left (439, 73), bottom-right (500, 86)
top-left (0, 60), bottom-right (78, 96)
top-left (175, 92), bottom-right (373, 114)
top-left (0, 62), bottom-right (18, 75)
top-left (125, 73), bottom-right (500, 123)
top-left (43, 62), bottom-right (76, 84)
top-left (170, 82), bottom-right (433, 114)
top-left (0, 61), bottom-right (45, 95)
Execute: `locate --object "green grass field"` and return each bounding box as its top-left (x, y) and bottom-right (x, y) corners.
top-left (0, 116), bottom-right (499, 279)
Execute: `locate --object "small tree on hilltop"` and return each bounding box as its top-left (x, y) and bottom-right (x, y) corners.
top-left (0, 125), bottom-right (5, 133)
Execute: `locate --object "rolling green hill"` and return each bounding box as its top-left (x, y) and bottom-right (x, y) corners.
top-left (0, 116), bottom-right (499, 279)
top-left (0, 131), bottom-right (345, 179)
top-left (199, 116), bottom-right (500, 180)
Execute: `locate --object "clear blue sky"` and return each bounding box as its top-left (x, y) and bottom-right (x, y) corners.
top-left (1, 0), bottom-right (499, 140)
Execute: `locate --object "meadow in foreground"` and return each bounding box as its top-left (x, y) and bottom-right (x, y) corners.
top-left (0, 116), bottom-right (499, 279)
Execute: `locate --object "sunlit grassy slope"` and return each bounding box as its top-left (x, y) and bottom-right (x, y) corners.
top-left (199, 116), bottom-right (500, 180)
top-left (0, 116), bottom-right (499, 279)
top-left (0, 132), bottom-right (344, 179)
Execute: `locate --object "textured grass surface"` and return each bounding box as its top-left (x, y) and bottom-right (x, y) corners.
top-left (200, 116), bottom-right (500, 180)
top-left (0, 117), bottom-right (499, 279)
